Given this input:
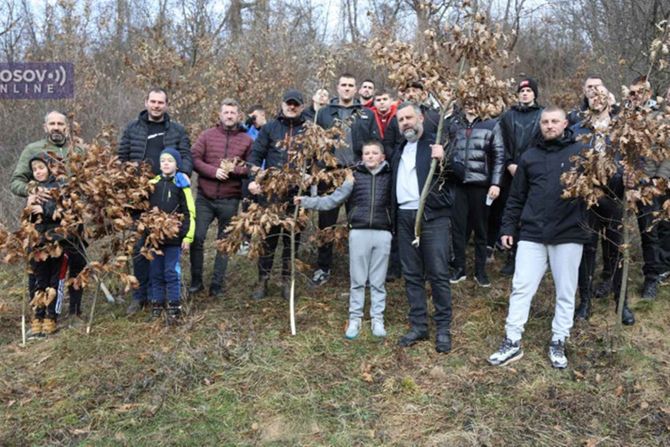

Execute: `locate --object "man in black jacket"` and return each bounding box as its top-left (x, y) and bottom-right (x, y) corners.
top-left (488, 107), bottom-right (589, 369)
top-left (447, 101), bottom-right (505, 287)
top-left (492, 77), bottom-right (543, 275)
top-left (118, 87), bottom-right (192, 315)
top-left (393, 102), bottom-right (454, 353)
top-left (312, 73), bottom-right (380, 286)
top-left (247, 89), bottom-right (307, 300)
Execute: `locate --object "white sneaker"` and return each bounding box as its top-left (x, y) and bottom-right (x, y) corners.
top-left (371, 319), bottom-right (387, 337)
top-left (345, 318), bottom-right (361, 339)
top-left (488, 337), bottom-right (523, 366)
top-left (548, 339), bottom-right (568, 369)
top-left (237, 240), bottom-right (250, 256)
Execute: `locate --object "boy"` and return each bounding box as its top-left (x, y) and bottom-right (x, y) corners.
top-left (294, 140), bottom-right (393, 338)
top-left (148, 147), bottom-right (195, 324)
top-left (26, 154), bottom-right (65, 339)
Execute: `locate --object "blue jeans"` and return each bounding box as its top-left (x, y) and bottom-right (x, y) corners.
top-left (150, 245), bottom-right (182, 305)
top-left (397, 210), bottom-right (453, 333)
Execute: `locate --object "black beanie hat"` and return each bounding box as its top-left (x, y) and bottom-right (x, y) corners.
top-left (517, 77), bottom-right (539, 99)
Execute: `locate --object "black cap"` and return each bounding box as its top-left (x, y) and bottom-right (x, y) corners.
top-left (282, 89), bottom-right (304, 105)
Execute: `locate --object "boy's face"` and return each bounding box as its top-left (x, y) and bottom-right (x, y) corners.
top-left (362, 145), bottom-right (385, 170)
top-left (31, 160), bottom-right (49, 182)
top-left (160, 154), bottom-right (178, 176)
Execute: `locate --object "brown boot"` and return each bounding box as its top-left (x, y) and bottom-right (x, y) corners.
top-left (27, 319), bottom-right (45, 340)
top-left (42, 318), bottom-right (57, 335)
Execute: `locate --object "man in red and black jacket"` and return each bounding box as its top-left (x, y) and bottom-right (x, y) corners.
top-left (189, 98), bottom-right (253, 298)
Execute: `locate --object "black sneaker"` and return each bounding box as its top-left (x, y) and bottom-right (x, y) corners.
top-left (167, 305), bottom-right (181, 326)
top-left (500, 258), bottom-right (515, 276)
top-left (594, 281), bottom-right (612, 299)
top-left (486, 246), bottom-right (495, 264)
top-left (641, 279), bottom-right (658, 300)
top-left (488, 337), bottom-right (523, 366)
top-left (449, 269), bottom-right (466, 284)
top-left (475, 271), bottom-right (491, 288)
top-left (147, 304), bottom-right (163, 322)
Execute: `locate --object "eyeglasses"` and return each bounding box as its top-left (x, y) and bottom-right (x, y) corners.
top-left (629, 90), bottom-right (641, 97)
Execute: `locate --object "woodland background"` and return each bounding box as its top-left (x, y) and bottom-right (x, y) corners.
top-left (1, 1), bottom-right (670, 446)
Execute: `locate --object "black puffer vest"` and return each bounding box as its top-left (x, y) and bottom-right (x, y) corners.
top-left (347, 162), bottom-right (393, 231)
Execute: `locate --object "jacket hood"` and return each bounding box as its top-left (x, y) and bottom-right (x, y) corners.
top-left (29, 152), bottom-right (56, 179)
top-left (217, 122), bottom-right (246, 134)
top-left (512, 103), bottom-right (542, 112)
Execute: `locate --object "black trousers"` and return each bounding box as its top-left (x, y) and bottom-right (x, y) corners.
top-left (637, 200), bottom-right (661, 281)
top-left (451, 183), bottom-right (489, 274)
top-left (397, 210), bottom-right (452, 333)
top-left (258, 225), bottom-right (301, 280)
top-left (31, 254), bottom-right (63, 319)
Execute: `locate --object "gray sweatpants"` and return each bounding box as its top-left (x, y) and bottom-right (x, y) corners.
top-left (349, 229), bottom-right (392, 321)
top-left (505, 241), bottom-right (583, 343)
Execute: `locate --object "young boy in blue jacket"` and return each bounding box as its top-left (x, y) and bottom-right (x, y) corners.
top-left (295, 140), bottom-right (393, 339)
top-left (148, 147), bottom-right (195, 324)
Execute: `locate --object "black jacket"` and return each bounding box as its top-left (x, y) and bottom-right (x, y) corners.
top-left (448, 115), bottom-right (505, 187)
top-left (382, 105), bottom-right (444, 161)
top-left (501, 129), bottom-right (589, 244)
top-left (149, 175), bottom-right (193, 246)
top-left (392, 133), bottom-right (454, 220)
top-left (30, 176), bottom-right (61, 240)
top-left (248, 113), bottom-right (306, 170)
top-left (316, 98), bottom-right (380, 167)
top-left (118, 110), bottom-right (193, 175)
top-left (348, 162), bottom-right (394, 231)
top-left (498, 103), bottom-right (543, 167)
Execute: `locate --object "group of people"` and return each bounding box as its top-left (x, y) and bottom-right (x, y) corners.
top-left (10, 72), bottom-right (670, 370)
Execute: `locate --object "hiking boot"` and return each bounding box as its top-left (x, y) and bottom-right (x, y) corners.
top-left (488, 337), bottom-right (523, 366)
top-left (475, 271), bottom-right (491, 288)
top-left (251, 278), bottom-right (269, 300)
top-left (371, 319), bottom-right (387, 337)
top-left (620, 305), bottom-right (635, 326)
top-left (27, 319), bottom-right (45, 340)
top-left (167, 304), bottom-right (181, 326)
top-left (640, 279), bottom-right (658, 300)
top-left (549, 339), bottom-right (568, 369)
top-left (148, 303), bottom-right (163, 322)
top-left (310, 269), bottom-right (330, 287)
top-left (574, 294), bottom-right (592, 321)
top-left (435, 332), bottom-right (452, 353)
top-left (449, 268), bottom-right (466, 284)
top-left (345, 318), bottom-right (361, 339)
top-left (126, 299), bottom-right (144, 316)
top-left (209, 286), bottom-right (224, 299)
top-left (42, 318), bottom-right (57, 335)
top-left (594, 280), bottom-right (612, 299)
top-left (398, 328), bottom-right (429, 347)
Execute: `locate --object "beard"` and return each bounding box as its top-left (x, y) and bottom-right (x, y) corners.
top-left (402, 123), bottom-right (422, 143)
top-left (48, 130), bottom-right (66, 146)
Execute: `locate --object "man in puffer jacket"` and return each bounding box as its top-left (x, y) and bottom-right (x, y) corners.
top-left (447, 101), bottom-right (505, 288)
top-left (488, 107), bottom-right (589, 370)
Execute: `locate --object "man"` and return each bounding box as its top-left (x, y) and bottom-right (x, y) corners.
top-left (393, 102), bottom-right (454, 353)
top-left (493, 77), bottom-right (543, 275)
top-left (370, 89), bottom-right (398, 141)
top-left (447, 100), bottom-right (505, 287)
top-left (247, 89), bottom-right (307, 300)
top-left (572, 85), bottom-right (634, 324)
top-left (312, 73), bottom-right (380, 286)
top-left (567, 76), bottom-right (605, 126)
top-left (118, 87), bottom-right (192, 315)
top-left (358, 79), bottom-right (376, 108)
top-left (190, 99), bottom-right (253, 298)
top-left (488, 107), bottom-right (589, 369)
top-left (10, 111), bottom-right (87, 327)
top-left (244, 104), bottom-right (267, 141)
top-left (303, 88), bottom-right (329, 122)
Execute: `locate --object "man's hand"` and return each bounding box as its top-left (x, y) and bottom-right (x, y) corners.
top-left (293, 196), bottom-right (303, 206)
top-left (30, 204), bottom-right (43, 214)
top-left (488, 185), bottom-right (500, 200)
top-left (507, 164), bottom-right (518, 176)
top-left (181, 241), bottom-right (190, 251)
top-left (248, 181), bottom-right (262, 195)
top-left (215, 168), bottom-right (229, 181)
top-left (430, 144), bottom-right (444, 160)
top-left (501, 235), bottom-right (514, 249)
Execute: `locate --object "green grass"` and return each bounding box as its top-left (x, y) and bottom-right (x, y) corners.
top-left (1, 244), bottom-right (670, 446)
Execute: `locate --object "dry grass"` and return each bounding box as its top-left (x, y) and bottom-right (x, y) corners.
top-left (1, 243), bottom-right (669, 446)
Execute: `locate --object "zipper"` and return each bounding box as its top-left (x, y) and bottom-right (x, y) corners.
top-left (369, 173), bottom-right (376, 227)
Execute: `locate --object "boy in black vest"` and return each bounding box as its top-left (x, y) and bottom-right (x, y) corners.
top-left (295, 140), bottom-right (393, 339)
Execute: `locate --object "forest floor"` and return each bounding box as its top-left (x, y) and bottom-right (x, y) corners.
top-left (1, 238), bottom-right (669, 446)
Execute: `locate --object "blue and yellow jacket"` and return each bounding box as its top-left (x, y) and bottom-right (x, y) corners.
top-left (149, 173), bottom-right (195, 246)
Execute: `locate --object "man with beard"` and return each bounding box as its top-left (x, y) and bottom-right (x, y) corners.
top-left (492, 77), bottom-right (543, 276)
top-left (393, 102), bottom-right (454, 354)
top-left (312, 73), bottom-right (380, 286)
top-left (118, 87), bottom-right (192, 315)
top-left (10, 111), bottom-right (87, 328)
top-left (189, 98), bottom-right (253, 298)
top-left (358, 79), bottom-right (376, 108)
top-left (488, 107), bottom-right (589, 369)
